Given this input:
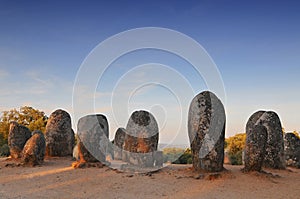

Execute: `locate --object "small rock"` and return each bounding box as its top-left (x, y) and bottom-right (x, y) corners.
top-left (126, 174), bottom-right (134, 178)
top-left (193, 173), bottom-right (204, 180)
top-left (21, 130), bottom-right (46, 166)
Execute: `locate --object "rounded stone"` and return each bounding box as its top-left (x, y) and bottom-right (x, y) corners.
top-left (244, 110), bottom-right (286, 170)
top-left (77, 114), bottom-right (109, 163)
top-left (8, 122), bottom-right (32, 159)
top-left (45, 109), bottom-right (75, 157)
top-left (188, 91), bottom-right (226, 172)
top-left (21, 130), bottom-right (46, 166)
top-left (122, 110), bottom-right (159, 168)
top-left (124, 110), bottom-right (159, 153)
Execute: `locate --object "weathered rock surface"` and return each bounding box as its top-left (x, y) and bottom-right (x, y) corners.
top-left (284, 133), bottom-right (300, 168)
top-left (21, 130), bottom-right (46, 166)
top-left (8, 122), bottom-right (32, 159)
top-left (122, 151), bottom-right (155, 168)
top-left (124, 110), bottom-right (159, 153)
top-left (45, 109), bottom-right (75, 157)
top-left (77, 114), bottom-right (109, 163)
top-left (122, 110), bottom-right (159, 168)
top-left (261, 111), bottom-right (286, 169)
top-left (114, 128), bottom-right (126, 160)
top-left (188, 91), bottom-right (226, 172)
top-left (244, 110), bottom-right (285, 170)
top-left (244, 117), bottom-right (268, 172)
top-left (154, 151), bottom-right (164, 167)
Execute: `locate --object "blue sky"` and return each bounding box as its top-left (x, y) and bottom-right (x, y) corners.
top-left (0, 1), bottom-right (299, 145)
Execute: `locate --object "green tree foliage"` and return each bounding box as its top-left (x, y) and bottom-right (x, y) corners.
top-left (163, 148), bottom-right (192, 164)
top-left (0, 144), bottom-right (10, 157)
top-left (0, 106), bottom-right (48, 146)
top-left (225, 133), bottom-right (246, 165)
top-left (172, 148), bottom-right (192, 164)
top-left (163, 147), bottom-right (184, 163)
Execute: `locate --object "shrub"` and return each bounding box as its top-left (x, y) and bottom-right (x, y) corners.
top-left (163, 148), bottom-right (185, 163)
top-left (228, 151), bottom-right (243, 165)
top-left (172, 148), bottom-right (192, 164)
top-left (0, 144), bottom-right (10, 157)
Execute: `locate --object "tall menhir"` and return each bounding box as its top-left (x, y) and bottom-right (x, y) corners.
top-left (188, 91), bottom-right (226, 172)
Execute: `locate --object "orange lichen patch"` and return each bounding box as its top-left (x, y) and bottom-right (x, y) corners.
top-left (137, 138), bottom-right (150, 153)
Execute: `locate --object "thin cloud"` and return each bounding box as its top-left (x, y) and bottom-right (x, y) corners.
top-left (0, 69), bottom-right (9, 78)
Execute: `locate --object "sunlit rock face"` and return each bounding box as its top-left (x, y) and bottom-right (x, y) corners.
top-left (122, 110), bottom-right (159, 168)
top-left (284, 133), bottom-right (300, 168)
top-left (244, 110), bottom-right (286, 171)
top-left (45, 109), bottom-right (75, 157)
top-left (77, 114), bottom-right (109, 163)
top-left (21, 130), bottom-right (46, 166)
top-left (188, 91), bottom-right (226, 172)
top-left (8, 122), bottom-right (31, 159)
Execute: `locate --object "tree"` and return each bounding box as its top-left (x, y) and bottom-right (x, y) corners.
top-left (0, 106), bottom-right (48, 146)
top-left (163, 147), bottom-right (184, 163)
top-left (172, 148), bottom-right (192, 164)
top-left (225, 133), bottom-right (246, 165)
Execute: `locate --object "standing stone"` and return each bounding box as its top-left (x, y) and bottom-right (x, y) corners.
top-left (284, 133), bottom-right (300, 168)
top-left (8, 122), bottom-right (31, 159)
top-left (124, 110), bottom-right (159, 153)
top-left (243, 110), bottom-right (286, 170)
top-left (244, 113), bottom-right (268, 171)
top-left (260, 111), bottom-right (285, 169)
top-left (263, 112), bottom-right (286, 169)
top-left (123, 110), bottom-right (159, 168)
top-left (188, 91), bottom-right (226, 172)
top-left (77, 114), bottom-right (109, 163)
top-left (114, 128), bottom-right (126, 160)
top-left (45, 109), bottom-right (75, 156)
top-left (21, 130), bottom-right (46, 166)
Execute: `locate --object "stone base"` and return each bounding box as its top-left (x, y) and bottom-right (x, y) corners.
top-left (154, 151), bottom-right (163, 167)
top-left (114, 148), bottom-right (123, 160)
top-left (121, 150), bottom-right (164, 168)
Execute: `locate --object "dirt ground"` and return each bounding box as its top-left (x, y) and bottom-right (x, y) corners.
top-left (0, 157), bottom-right (299, 199)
